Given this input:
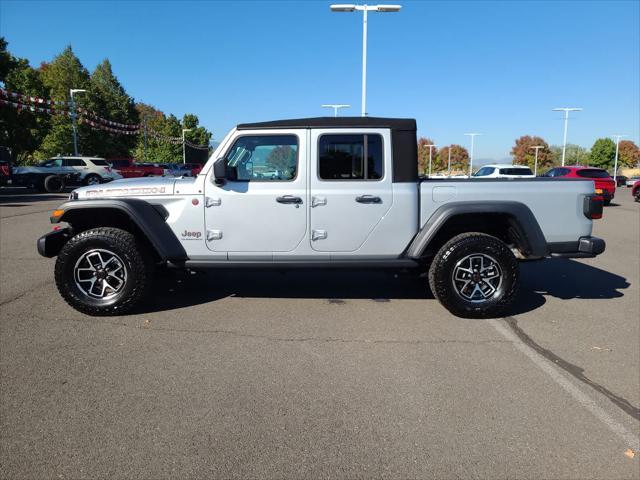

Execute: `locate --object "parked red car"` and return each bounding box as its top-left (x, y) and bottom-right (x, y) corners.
top-left (632, 180), bottom-right (640, 202)
top-left (108, 158), bottom-right (165, 178)
top-left (543, 166), bottom-right (616, 205)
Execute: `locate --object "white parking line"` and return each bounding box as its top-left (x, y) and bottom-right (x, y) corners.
top-left (488, 318), bottom-right (640, 452)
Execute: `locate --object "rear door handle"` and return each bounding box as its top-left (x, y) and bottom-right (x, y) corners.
top-left (356, 195), bottom-right (382, 204)
top-left (276, 195), bottom-right (303, 204)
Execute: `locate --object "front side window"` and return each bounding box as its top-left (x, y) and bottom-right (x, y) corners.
top-left (64, 159), bottom-right (87, 167)
top-left (319, 134), bottom-right (383, 180)
top-left (225, 135), bottom-right (298, 181)
top-left (474, 166), bottom-right (495, 177)
top-left (40, 159), bottom-right (62, 168)
top-left (90, 159), bottom-right (108, 166)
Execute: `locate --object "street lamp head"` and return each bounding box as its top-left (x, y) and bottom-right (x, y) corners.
top-left (552, 107), bottom-right (582, 112)
top-left (330, 4), bottom-right (356, 11)
top-left (182, 128), bottom-right (192, 133)
top-left (70, 89), bottom-right (86, 94)
top-left (375, 4), bottom-right (402, 12)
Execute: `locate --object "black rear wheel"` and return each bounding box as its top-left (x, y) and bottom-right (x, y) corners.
top-left (428, 232), bottom-right (519, 318)
top-left (55, 228), bottom-right (152, 315)
top-left (44, 175), bottom-right (65, 193)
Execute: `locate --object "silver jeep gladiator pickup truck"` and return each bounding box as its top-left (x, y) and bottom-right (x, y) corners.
top-left (37, 117), bottom-right (605, 317)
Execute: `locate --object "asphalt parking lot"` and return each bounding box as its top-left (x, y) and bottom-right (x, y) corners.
top-left (1, 188), bottom-right (638, 479)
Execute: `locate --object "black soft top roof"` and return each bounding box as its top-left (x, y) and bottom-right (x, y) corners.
top-left (237, 116), bottom-right (416, 132)
top-left (236, 117), bottom-right (418, 182)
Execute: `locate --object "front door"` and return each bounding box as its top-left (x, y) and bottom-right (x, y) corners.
top-left (204, 131), bottom-right (307, 256)
top-left (309, 129), bottom-right (392, 252)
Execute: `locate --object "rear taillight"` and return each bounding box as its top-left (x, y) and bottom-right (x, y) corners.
top-left (583, 194), bottom-right (603, 219)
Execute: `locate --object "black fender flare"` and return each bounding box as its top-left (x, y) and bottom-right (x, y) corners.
top-left (406, 201), bottom-right (548, 259)
top-left (51, 198), bottom-right (188, 261)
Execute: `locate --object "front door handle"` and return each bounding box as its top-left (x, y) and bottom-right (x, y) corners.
top-left (276, 195), bottom-right (303, 204)
top-left (355, 195), bottom-right (382, 204)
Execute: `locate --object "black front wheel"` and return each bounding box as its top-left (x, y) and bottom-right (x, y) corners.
top-left (44, 175), bottom-right (65, 193)
top-left (428, 233), bottom-right (519, 318)
top-left (55, 228), bottom-right (152, 315)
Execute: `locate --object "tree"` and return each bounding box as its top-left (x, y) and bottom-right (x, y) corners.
top-left (0, 39), bottom-right (49, 163)
top-left (551, 144), bottom-right (589, 166)
top-left (438, 144), bottom-right (469, 172)
top-left (510, 135), bottom-right (553, 170)
top-left (266, 145), bottom-right (296, 177)
top-left (417, 137), bottom-right (438, 175)
top-left (589, 138), bottom-right (616, 170)
top-left (617, 140), bottom-right (640, 168)
top-left (36, 46), bottom-right (90, 158)
top-left (80, 59), bottom-right (139, 158)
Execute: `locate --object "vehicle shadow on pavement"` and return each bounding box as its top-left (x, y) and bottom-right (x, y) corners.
top-left (140, 270), bottom-right (431, 313)
top-left (509, 258), bottom-right (630, 315)
top-left (139, 258), bottom-right (629, 315)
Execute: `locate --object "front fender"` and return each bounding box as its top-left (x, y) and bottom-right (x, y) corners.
top-left (48, 198), bottom-right (187, 261)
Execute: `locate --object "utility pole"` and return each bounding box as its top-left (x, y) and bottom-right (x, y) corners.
top-left (464, 133), bottom-right (481, 177)
top-left (70, 89), bottom-right (87, 156)
top-left (611, 134), bottom-right (625, 183)
top-left (553, 107), bottom-right (582, 166)
top-left (530, 145), bottom-right (544, 177)
top-left (330, 4), bottom-right (401, 116)
top-left (321, 104), bottom-right (351, 117)
top-left (143, 116), bottom-right (149, 162)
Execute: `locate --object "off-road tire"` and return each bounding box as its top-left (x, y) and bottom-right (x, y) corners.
top-left (428, 232), bottom-right (519, 318)
top-left (44, 175), bottom-right (65, 193)
top-left (83, 174), bottom-right (101, 186)
top-left (55, 227), bottom-right (152, 316)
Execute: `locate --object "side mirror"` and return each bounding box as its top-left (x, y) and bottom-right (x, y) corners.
top-left (213, 158), bottom-right (227, 185)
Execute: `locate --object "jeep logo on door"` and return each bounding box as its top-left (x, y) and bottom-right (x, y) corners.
top-left (181, 230), bottom-right (202, 240)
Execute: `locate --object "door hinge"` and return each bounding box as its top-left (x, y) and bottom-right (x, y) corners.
top-left (206, 229), bottom-right (223, 241)
top-left (311, 196), bottom-right (327, 208)
top-left (311, 229), bottom-right (327, 241)
top-left (205, 197), bottom-right (222, 207)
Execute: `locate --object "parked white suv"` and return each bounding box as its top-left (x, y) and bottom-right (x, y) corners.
top-left (474, 164), bottom-right (535, 178)
top-left (35, 156), bottom-right (122, 185)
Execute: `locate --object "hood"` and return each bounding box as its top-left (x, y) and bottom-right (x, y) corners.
top-left (74, 176), bottom-right (177, 199)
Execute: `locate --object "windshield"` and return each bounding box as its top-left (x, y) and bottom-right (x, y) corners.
top-left (474, 167), bottom-right (495, 177)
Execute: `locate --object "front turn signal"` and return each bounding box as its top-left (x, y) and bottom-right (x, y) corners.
top-left (50, 209), bottom-right (65, 223)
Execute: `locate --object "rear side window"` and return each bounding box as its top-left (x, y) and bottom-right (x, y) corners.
top-left (474, 167), bottom-right (495, 177)
top-left (63, 159), bottom-right (86, 167)
top-left (319, 134), bottom-right (383, 181)
top-left (577, 169), bottom-right (610, 179)
top-left (499, 168), bottom-right (533, 175)
top-left (90, 159), bottom-right (109, 166)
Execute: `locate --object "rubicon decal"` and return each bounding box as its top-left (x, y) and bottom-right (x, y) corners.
top-left (85, 186), bottom-right (167, 197)
top-left (181, 230), bottom-right (202, 240)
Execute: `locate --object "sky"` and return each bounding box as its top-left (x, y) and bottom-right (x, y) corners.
top-left (1, 0), bottom-right (638, 162)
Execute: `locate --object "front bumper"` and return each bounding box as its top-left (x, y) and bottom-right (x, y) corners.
top-left (37, 228), bottom-right (71, 258)
top-left (548, 236), bottom-right (606, 259)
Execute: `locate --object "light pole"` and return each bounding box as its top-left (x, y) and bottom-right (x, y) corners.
top-left (553, 107), bottom-right (582, 166)
top-left (530, 145), bottom-right (544, 177)
top-left (423, 144), bottom-right (437, 177)
top-left (182, 128), bottom-right (192, 164)
top-left (321, 104), bottom-right (351, 117)
top-left (447, 147), bottom-right (452, 176)
top-left (330, 4), bottom-right (401, 117)
top-left (70, 88), bottom-right (86, 156)
top-left (464, 133), bottom-right (481, 177)
top-left (611, 134), bottom-right (625, 183)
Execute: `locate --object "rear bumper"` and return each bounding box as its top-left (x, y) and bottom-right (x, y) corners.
top-left (37, 228), bottom-right (71, 258)
top-left (547, 236), bottom-right (606, 258)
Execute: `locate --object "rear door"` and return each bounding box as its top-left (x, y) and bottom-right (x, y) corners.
top-left (309, 129), bottom-right (392, 252)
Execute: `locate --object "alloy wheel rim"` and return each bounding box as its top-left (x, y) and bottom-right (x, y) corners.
top-left (74, 249), bottom-right (127, 300)
top-left (87, 176), bottom-right (99, 185)
top-left (451, 253), bottom-right (502, 303)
